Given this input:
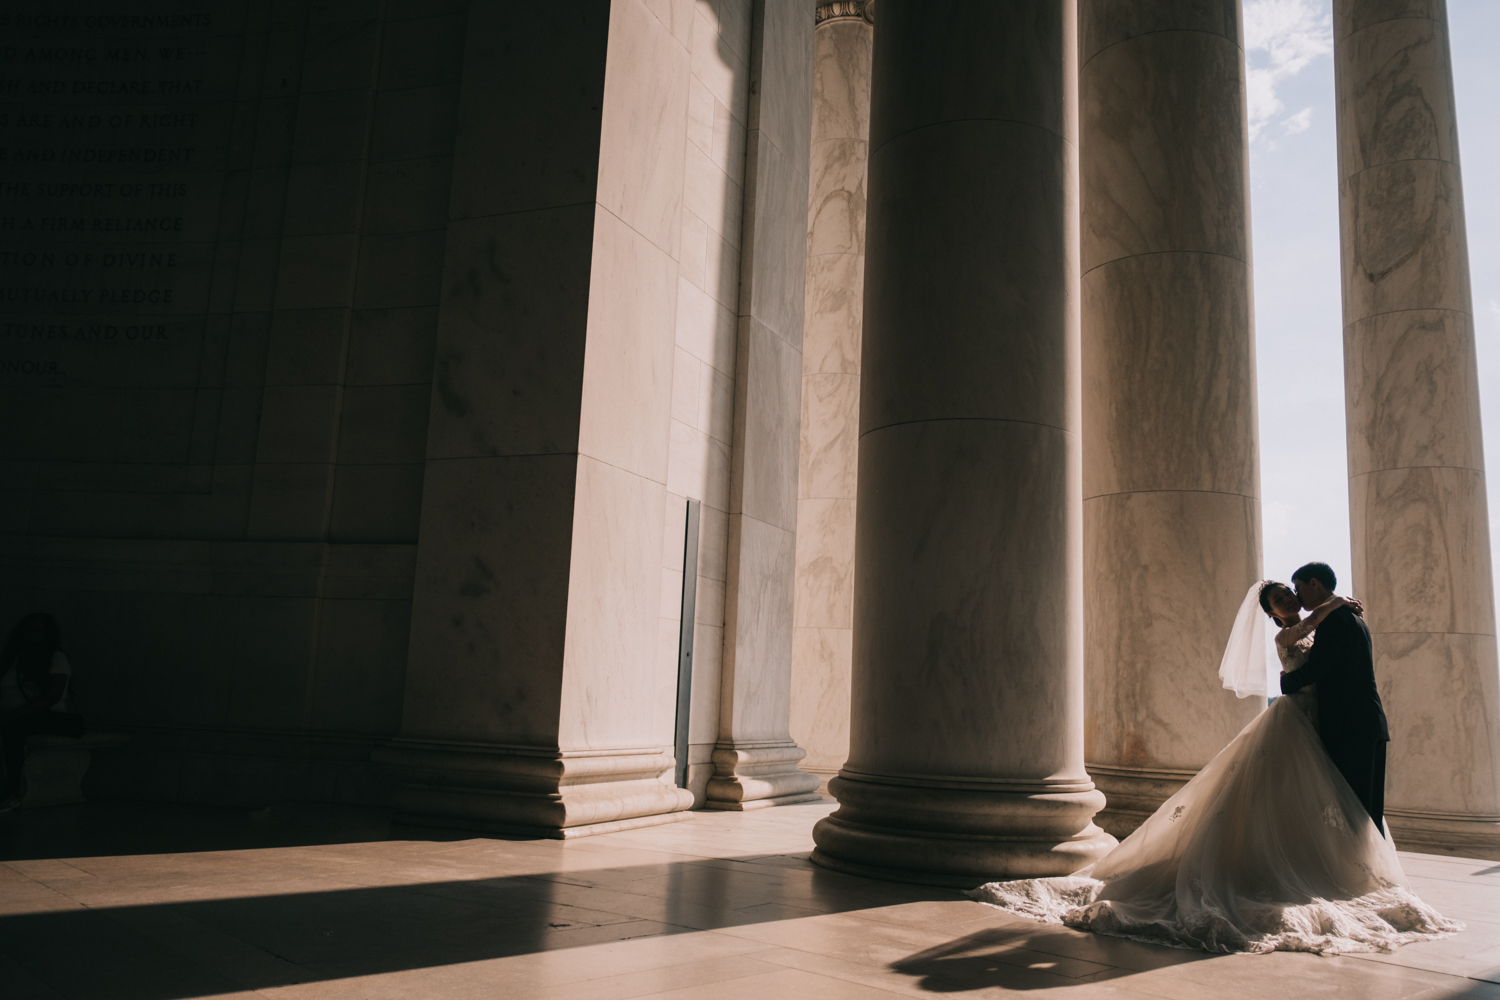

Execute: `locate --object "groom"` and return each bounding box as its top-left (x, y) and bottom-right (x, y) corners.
top-left (1278, 561), bottom-right (1391, 835)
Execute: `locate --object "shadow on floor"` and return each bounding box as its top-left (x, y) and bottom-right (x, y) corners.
top-left (0, 797), bottom-right (467, 861)
top-left (31, 800), bottom-right (1477, 1000)
top-left (5, 864), bottom-right (1234, 1000)
top-left (890, 924), bottom-right (1215, 992)
top-left (0, 799), bottom-right (1000, 999)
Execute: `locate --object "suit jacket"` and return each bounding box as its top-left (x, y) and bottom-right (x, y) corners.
top-left (1280, 605), bottom-right (1389, 745)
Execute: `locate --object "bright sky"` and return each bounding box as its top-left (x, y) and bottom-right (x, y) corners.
top-left (1249, 0), bottom-right (1500, 598)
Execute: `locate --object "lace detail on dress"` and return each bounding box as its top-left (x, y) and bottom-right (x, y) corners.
top-left (1277, 632), bottom-right (1314, 674)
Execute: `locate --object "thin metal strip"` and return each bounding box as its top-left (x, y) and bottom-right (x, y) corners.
top-left (673, 498), bottom-right (701, 789)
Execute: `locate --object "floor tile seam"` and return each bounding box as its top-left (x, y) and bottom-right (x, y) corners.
top-left (523, 859), bottom-right (732, 879)
top-left (750, 939), bottom-right (1103, 997)
top-left (1406, 863), bottom-right (1500, 875)
top-left (1402, 872), bottom-right (1500, 888)
top-left (712, 912), bottom-right (976, 956)
top-left (754, 964), bottom-right (922, 1000)
top-left (691, 857), bottom-right (835, 875)
top-left (1174, 954), bottom-right (1461, 989)
top-left (744, 945), bottom-right (949, 999)
top-left (1343, 952), bottom-right (1490, 977)
top-left (835, 902), bottom-right (989, 933)
top-left (95, 912), bottom-right (297, 997)
top-left (1403, 854), bottom-right (1500, 867)
top-left (521, 952), bottom-right (789, 999)
top-left (395, 884), bottom-right (644, 921)
top-left (597, 884), bottom-right (799, 908)
top-left (0, 877), bottom-right (97, 911)
top-left (60, 875), bottom-right (449, 910)
top-left (623, 885), bottom-right (818, 912)
top-left (626, 862), bottom-right (799, 883)
top-left (1346, 958), bottom-right (1500, 990)
top-left (538, 886), bottom-right (778, 926)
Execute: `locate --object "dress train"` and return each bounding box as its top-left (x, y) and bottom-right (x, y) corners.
top-left (968, 693), bottom-right (1461, 954)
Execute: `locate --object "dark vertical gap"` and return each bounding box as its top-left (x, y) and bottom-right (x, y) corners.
top-left (674, 498), bottom-right (702, 790)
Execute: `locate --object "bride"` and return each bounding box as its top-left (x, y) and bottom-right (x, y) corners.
top-left (968, 581), bottom-right (1462, 955)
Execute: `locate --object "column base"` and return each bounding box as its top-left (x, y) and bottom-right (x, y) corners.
top-left (704, 743), bottom-right (822, 810)
top-left (811, 770), bottom-right (1118, 886)
top-left (373, 741), bottom-right (694, 838)
top-left (1086, 763), bottom-right (1195, 840)
top-left (1386, 808), bottom-right (1500, 862)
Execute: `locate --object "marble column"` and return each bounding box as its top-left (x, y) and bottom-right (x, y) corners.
top-left (1335, 0), bottom-right (1500, 856)
top-left (1078, 1), bottom-right (1264, 837)
top-left (706, 0), bottom-right (822, 810)
top-left (375, 1), bottom-right (696, 837)
top-left (812, 0), bottom-right (1117, 884)
top-left (789, 1), bottom-right (873, 789)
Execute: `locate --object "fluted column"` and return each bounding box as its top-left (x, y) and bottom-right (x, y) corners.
top-left (1335, 0), bottom-right (1500, 855)
top-left (812, 0), bottom-right (1117, 885)
top-left (789, 1), bottom-right (873, 789)
top-left (1079, 2), bottom-right (1264, 837)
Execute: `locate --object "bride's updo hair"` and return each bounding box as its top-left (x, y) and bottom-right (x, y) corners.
top-left (1258, 581), bottom-right (1295, 624)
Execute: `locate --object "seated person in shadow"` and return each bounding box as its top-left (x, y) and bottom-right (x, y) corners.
top-left (0, 613), bottom-right (86, 810)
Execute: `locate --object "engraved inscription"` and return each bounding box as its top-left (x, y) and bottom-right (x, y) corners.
top-left (0, 6), bottom-right (233, 467)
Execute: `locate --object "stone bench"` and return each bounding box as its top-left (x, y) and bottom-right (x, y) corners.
top-left (23, 732), bottom-right (130, 807)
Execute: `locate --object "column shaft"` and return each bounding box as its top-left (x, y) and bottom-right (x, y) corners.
top-left (812, 0), bottom-right (1116, 884)
top-left (789, 2), bottom-right (873, 790)
top-left (1335, 0), bottom-right (1500, 855)
top-left (1079, 1), bottom-right (1264, 837)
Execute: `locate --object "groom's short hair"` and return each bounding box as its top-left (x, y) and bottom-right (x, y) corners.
top-left (1292, 562), bottom-right (1337, 590)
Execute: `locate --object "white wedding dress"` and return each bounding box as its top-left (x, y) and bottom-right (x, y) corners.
top-left (969, 635), bottom-right (1462, 954)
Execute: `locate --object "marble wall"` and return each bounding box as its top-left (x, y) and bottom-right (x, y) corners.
top-left (1334, 0), bottom-right (1500, 855)
top-left (789, 4), bottom-right (871, 788)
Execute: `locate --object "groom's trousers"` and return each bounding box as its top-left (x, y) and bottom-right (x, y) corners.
top-left (1326, 739), bottom-right (1388, 836)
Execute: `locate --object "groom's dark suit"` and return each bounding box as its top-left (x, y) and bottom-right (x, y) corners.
top-left (1280, 605), bottom-right (1390, 832)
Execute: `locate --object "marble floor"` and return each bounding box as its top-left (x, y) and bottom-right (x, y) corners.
top-left (2, 798), bottom-right (1499, 999)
